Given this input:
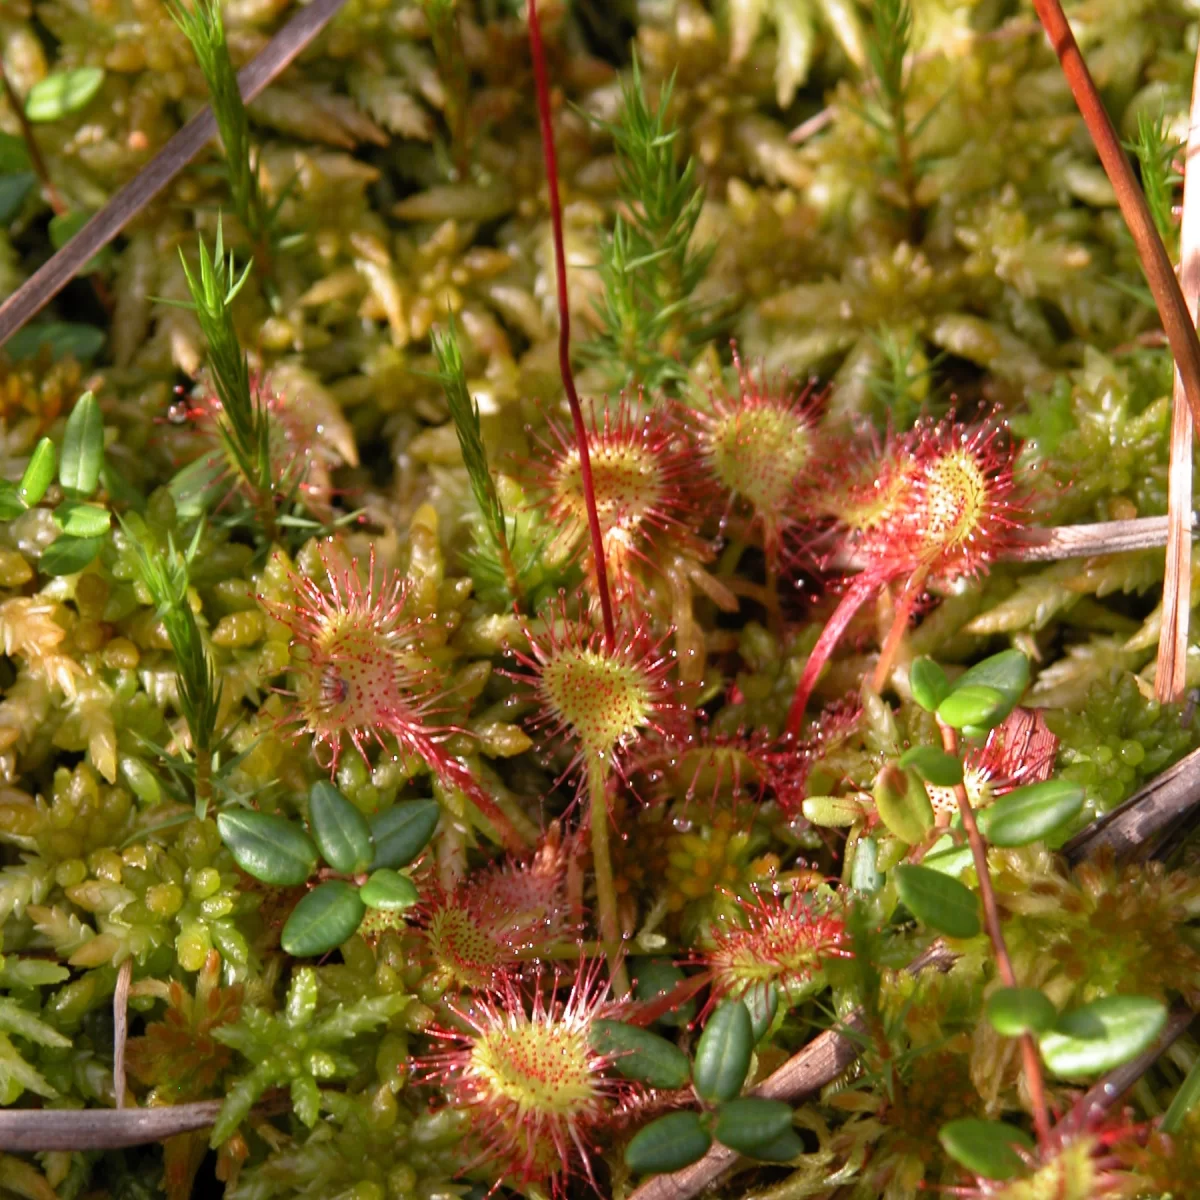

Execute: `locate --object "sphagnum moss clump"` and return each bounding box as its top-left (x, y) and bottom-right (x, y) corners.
top-left (3, 1), bottom-right (1200, 1198)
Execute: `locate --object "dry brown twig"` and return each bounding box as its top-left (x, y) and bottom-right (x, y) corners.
top-left (113, 959), bottom-right (132, 1110)
top-left (1156, 45), bottom-right (1200, 704)
top-left (0, 0), bottom-right (349, 348)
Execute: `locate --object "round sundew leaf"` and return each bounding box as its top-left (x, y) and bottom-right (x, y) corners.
top-left (625, 1111), bottom-right (712, 1175)
top-left (281, 882), bottom-right (366, 957)
top-left (18, 438), bottom-right (56, 507)
top-left (590, 1019), bottom-right (691, 1090)
top-left (894, 864), bottom-right (981, 939)
top-left (713, 1098), bottom-right (795, 1156)
top-left (632, 958), bottom-right (696, 1028)
top-left (693, 999), bottom-right (754, 1103)
top-left (359, 869), bottom-right (419, 912)
top-left (746, 1127), bottom-right (806, 1163)
top-left (53, 500), bottom-right (111, 539)
top-left (25, 67), bottom-right (106, 122)
top-left (370, 799), bottom-right (440, 870)
top-left (986, 987), bottom-right (1058, 1038)
top-left (977, 780), bottom-right (1085, 848)
top-left (873, 766), bottom-right (934, 845)
top-left (309, 781), bottom-right (373, 874)
top-left (39, 534), bottom-right (106, 577)
top-left (937, 685), bottom-right (1008, 731)
top-left (802, 794), bottom-right (866, 827)
top-left (939, 1118), bottom-right (1035, 1181)
top-left (910, 657), bottom-right (950, 712)
top-left (217, 810), bottom-right (318, 886)
top-left (59, 391), bottom-right (104, 495)
top-left (1040, 995), bottom-right (1168, 1079)
top-left (898, 745), bottom-right (964, 787)
top-left (950, 649), bottom-right (1030, 709)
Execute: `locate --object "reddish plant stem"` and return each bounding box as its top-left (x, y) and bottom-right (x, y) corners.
top-left (938, 718), bottom-right (1051, 1146)
top-left (0, 62), bottom-right (66, 216)
top-left (1031, 0), bottom-right (1200, 435)
top-left (527, 0), bottom-right (616, 651)
top-left (870, 563), bottom-right (929, 695)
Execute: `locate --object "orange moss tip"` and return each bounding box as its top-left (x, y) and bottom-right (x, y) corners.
top-left (423, 839), bottom-right (575, 989)
top-left (509, 595), bottom-right (682, 784)
top-left (418, 960), bottom-right (636, 1197)
top-left (695, 347), bottom-right (823, 555)
top-left (701, 886), bottom-right (850, 1010)
top-left (529, 395), bottom-right (704, 601)
top-left (263, 539), bottom-right (457, 775)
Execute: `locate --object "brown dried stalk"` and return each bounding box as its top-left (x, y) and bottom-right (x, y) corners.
top-left (0, 0), bottom-right (348, 348)
top-left (1157, 46), bottom-right (1200, 704)
top-left (113, 959), bottom-right (132, 1110)
top-left (1030, 0), bottom-right (1200, 436)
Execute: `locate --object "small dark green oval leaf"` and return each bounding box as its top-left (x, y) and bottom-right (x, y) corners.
top-left (359, 869), bottom-right (419, 912)
top-left (590, 1019), bottom-right (691, 1090)
top-left (873, 766), bottom-right (934, 845)
top-left (217, 810), bottom-right (318, 887)
top-left (0, 173), bottom-right (35, 224)
top-left (746, 1127), bottom-right (805, 1163)
top-left (60, 392), bottom-right (104, 495)
top-left (894, 864), bottom-right (980, 939)
top-left (985, 987), bottom-right (1057, 1038)
top-left (951, 650), bottom-right (1030, 708)
top-left (0, 134), bottom-right (31, 172)
top-left (39, 534), bottom-right (105, 576)
top-left (978, 780), bottom-right (1085, 848)
top-left (802, 795), bottom-right (865, 827)
top-left (937, 685), bottom-right (1008, 731)
top-left (939, 1118), bottom-right (1034, 1181)
top-left (898, 745), bottom-right (963, 787)
top-left (370, 798), bottom-right (440, 870)
top-left (851, 835), bottom-right (881, 893)
top-left (6, 322), bottom-right (105, 363)
top-left (18, 438), bottom-right (56, 506)
top-left (281, 882), bottom-right (366, 956)
top-left (632, 958), bottom-right (696, 1028)
top-left (25, 68), bottom-right (106, 122)
top-left (910, 657), bottom-right (950, 712)
top-left (309, 781), bottom-right (373, 873)
top-left (693, 999), bottom-right (754, 1103)
top-left (744, 981), bottom-right (779, 1041)
top-left (625, 1111), bottom-right (712, 1175)
top-left (713, 1098), bottom-right (794, 1156)
top-left (1040, 995), bottom-right (1167, 1079)
top-left (0, 482), bottom-right (26, 520)
top-left (53, 500), bottom-right (110, 538)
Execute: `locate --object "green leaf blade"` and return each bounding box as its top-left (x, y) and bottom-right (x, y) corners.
top-left (25, 68), bottom-right (106, 122)
top-left (978, 780), bottom-right (1084, 848)
top-left (693, 999), bottom-right (754, 1103)
top-left (893, 864), bottom-right (980, 939)
top-left (370, 799), bottom-right (440, 870)
top-left (217, 811), bottom-right (318, 886)
top-left (309, 781), bottom-right (373, 874)
top-left (1040, 995), bottom-right (1167, 1079)
top-left (939, 1118), bottom-right (1034, 1181)
top-left (713, 1097), bottom-right (794, 1156)
top-left (60, 391), bottom-right (105, 494)
top-left (590, 1020), bottom-right (691, 1090)
top-left (625, 1111), bottom-right (712, 1175)
top-left (281, 882), bottom-right (366, 956)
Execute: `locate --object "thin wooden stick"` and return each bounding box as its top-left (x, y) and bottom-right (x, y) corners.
top-left (0, 1102), bottom-right (225, 1151)
top-left (1030, 0), bottom-right (1200, 436)
top-left (113, 959), bottom-right (132, 1110)
top-left (0, 0), bottom-right (348, 348)
top-left (1157, 49), bottom-right (1200, 703)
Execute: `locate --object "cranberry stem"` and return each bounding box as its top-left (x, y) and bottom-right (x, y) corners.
top-left (527, 0), bottom-right (616, 651)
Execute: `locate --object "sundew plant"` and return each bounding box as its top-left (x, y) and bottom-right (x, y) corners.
top-left (6, 1), bottom-right (1200, 1199)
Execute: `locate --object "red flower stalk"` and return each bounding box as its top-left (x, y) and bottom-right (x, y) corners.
top-left (786, 416), bottom-right (1025, 736)
top-left (263, 539), bottom-right (526, 852)
top-left (924, 707), bottom-right (1057, 820)
top-left (424, 839), bottom-right (575, 990)
top-left (701, 886), bottom-right (850, 1010)
top-left (527, 0), bottom-right (616, 651)
top-left (530, 395), bottom-right (702, 605)
top-left (695, 348), bottom-right (822, 563)
top-left (418, 960), bottom-right (635, 1197)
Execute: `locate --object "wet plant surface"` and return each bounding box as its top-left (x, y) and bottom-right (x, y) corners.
top-left (3, 1), bottom-right (1200, 1198)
